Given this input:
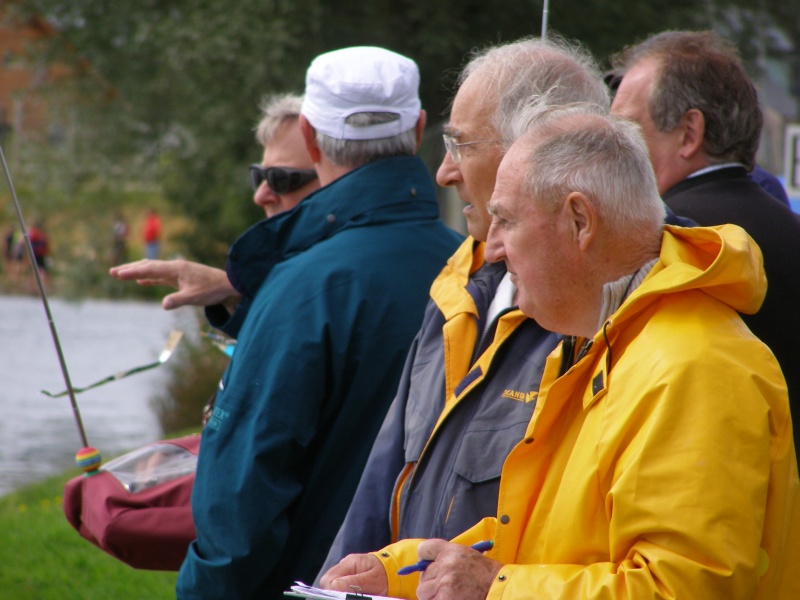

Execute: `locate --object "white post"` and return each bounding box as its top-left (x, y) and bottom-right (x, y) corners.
top-left (784, 124), bottom-right (800, 197)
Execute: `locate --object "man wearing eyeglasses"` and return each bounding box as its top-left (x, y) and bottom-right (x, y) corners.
top-left (157, 46), bottom-right (461, 600)
top-left (319, 36), bottom-right (610, 583)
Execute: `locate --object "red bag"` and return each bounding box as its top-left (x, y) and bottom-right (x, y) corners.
top-left (62, 434), bottom-right (200, 571)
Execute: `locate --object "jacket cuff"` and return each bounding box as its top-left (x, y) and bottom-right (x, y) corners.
top-left (205, 303), bottom-right (231, 328)
top-left (485, 564), bottom-right (521, 600)
top-left (373, 539), bottom-right (425, 600)
top-left (205, 296), bottom-right (250, 338)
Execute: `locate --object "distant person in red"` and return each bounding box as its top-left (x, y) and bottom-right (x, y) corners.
top-left (27, 219), bottom-right (50, 289)
top-left (142, 208), bottom-right (162, 259)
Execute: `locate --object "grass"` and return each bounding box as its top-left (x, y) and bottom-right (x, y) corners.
top-left (0, 470), bottom-right (178, 599)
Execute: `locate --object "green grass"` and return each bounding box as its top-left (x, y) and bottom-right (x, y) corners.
top-left (0, 470), bottom-right (177, 599)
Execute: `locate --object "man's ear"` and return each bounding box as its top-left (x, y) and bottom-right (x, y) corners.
top-left (678, 108), bottom-right (705, 160)
top-left (566, 191), bottom-right (595, 251)
top-left (414, 110), bottom-right (427, 151)
top-left (299, 115), bottom-right (322, 163)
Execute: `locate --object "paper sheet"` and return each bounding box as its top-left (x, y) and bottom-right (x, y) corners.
top-left (285, 581), bottom-right (404, 600)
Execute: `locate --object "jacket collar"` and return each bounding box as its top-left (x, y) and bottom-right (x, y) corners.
top-left (662, 165), bottom-right (748, 202)
top-left (430, 236), bottom-right (508, 321)
top-left (587, 224), bottom-right (765, 364)
top-left (227, 155), bottom-right (438, 297)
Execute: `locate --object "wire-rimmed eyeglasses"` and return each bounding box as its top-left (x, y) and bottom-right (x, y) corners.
top-left (442, 134), bottom-right (495, 163)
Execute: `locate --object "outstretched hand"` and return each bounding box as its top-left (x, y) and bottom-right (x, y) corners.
top-left (110, 259), bottom-right (240, 311)
top-left (320, 553), bottom-right (389, 596)
top-left (416, 539), bottom-right (502, 600)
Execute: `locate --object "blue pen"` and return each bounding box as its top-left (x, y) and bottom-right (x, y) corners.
top-left (397, 540), bottom-right (494, 575)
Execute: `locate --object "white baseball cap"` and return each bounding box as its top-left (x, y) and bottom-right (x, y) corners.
top-left (301, 46), bottom-right (421, 141)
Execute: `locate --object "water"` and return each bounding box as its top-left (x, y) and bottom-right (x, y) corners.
top-left (0, 295), bottom-right (196, 496)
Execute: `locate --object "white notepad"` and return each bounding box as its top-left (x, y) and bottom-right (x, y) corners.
top-left (285, 581), bottom-right (403, 600)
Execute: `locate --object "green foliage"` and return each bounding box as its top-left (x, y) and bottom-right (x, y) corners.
top-left (0, 473), bottom-right (176, 599)
top-left (13, 0), bottom-right (800, 268)
top-left (20, 0), bottom-right (317, 264)
top-left (151, 319), bottom-right (230, 434)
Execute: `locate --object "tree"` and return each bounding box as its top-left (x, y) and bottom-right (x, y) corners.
top-left (15, 0), bottom-right (800, 265)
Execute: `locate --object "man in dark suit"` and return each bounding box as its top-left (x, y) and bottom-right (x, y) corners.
top-left (610, 30), bottom-right (800, 460)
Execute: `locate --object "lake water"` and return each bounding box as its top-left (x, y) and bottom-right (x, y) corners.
top-left (0, 295), bottom-right (197, 496)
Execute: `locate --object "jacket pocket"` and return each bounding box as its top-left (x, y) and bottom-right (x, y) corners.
top-left (439, 422), bottom-right (529, 540)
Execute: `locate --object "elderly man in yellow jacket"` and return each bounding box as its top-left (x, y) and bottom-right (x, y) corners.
top-left (322, 104), bottom-right (800, 599)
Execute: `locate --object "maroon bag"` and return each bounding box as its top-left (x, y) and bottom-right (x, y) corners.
top-left (62, 434), bottom-right (200, 571)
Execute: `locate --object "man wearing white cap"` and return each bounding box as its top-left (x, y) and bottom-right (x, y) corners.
top-left (176, 46), bottom-right (462, 600)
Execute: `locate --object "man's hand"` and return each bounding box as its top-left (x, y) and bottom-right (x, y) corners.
top-left (416, 539), bottom-right (502, 600)
top-left (109, 259), bottom-right (240, 310)
top-left (319, 553), bottom-right (388, 596)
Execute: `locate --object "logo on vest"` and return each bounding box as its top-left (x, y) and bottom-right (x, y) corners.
top-left (207, 407), bottom-right (230, 431)
top-left (502, 389), bottom-right (538, 403)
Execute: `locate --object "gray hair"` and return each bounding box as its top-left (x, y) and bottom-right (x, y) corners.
top-left (516, 104), bottom-right (665, 235)
top-left (254, 94), bottom-right (304, 147)
top-left (315, 112), bottom-right (417, 168)
top-left (610, 30), bottom-right (762, 169)
top-left (459, 35), bottom-right (610, 149)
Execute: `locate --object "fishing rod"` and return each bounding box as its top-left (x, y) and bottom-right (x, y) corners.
top-left (0, 143), bottom-right (102, 475)
top-left (41, 330), bottom-right (184, 398)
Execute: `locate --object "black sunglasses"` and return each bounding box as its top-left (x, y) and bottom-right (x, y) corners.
top-left (249, 165), bottom-right (318, 194)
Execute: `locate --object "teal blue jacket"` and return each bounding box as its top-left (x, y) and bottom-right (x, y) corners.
top-left (177, 156), bottom-right (462, 600)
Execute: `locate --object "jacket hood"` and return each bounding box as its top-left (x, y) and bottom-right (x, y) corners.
top-left (632, 224), bottom-right (766, 316)
top-left (226, 155), bottom-right (439, 298)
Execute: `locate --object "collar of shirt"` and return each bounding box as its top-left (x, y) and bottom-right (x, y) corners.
top-left (687, 162), bottom-right (746, 179)
top-left (484, 271), bottom-right (516, 335)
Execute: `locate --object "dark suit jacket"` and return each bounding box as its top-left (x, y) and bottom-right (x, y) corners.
top-left (664, 166), bottom-right (800, 460)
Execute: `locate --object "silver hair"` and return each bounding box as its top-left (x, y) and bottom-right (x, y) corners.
top-left (254, 94), bottom-right (304, 147)
top-left (517, 103), bottom-right (665, 234)
top-left (315, 112), bottom-right (417, 168)
top-left (459, 35), bottom-right (610, 149)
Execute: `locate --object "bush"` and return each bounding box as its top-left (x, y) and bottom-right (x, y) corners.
top-left (151, 319), bottom-right (230, 434)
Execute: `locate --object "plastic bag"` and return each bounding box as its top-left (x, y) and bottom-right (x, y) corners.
top-left (62, 434), bottom-right (199, 571)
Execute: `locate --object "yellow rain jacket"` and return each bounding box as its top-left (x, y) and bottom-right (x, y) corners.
top-left (376, 224), bottom-right (800, 599)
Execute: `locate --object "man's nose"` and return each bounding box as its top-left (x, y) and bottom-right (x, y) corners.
top-left (255, 181), bottom-right (277, 202)
top-left (436, 151), bottom-right (461, 188)
top-left (484, 226), bottom-right (503, 263)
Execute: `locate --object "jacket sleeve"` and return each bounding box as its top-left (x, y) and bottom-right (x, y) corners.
top-left (315, 334), bottom-right (420, 581)
top-left (177, 288), bottom-right (338, 599)
top-left (378, 518), bottom-right (497, 599)
top-left (204, 295), bottom-right (251, 339)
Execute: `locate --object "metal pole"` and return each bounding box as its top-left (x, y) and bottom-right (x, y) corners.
top-left (541, 0), bottom-right (550, 38)
top-left (0, 143), bottom-right (90, 448)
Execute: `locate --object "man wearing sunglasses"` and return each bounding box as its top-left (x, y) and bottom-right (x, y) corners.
top-left (250, 94), bottom-right (320, 218)
top-left (111, 94), bottom-right (319, 309)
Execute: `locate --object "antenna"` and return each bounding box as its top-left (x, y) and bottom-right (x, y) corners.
top-left (0, 143), bottom-right (102, 474)
top-left (541, 0), bottom-right (550, 38)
